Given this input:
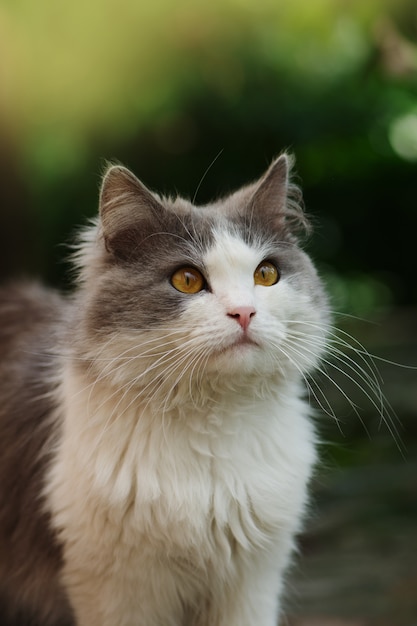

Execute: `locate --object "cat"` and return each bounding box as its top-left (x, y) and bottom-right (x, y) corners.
top-left (0, 153), bottom-right (330, 626)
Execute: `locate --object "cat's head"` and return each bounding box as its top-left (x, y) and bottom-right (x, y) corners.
top-left (73, 154), bottom-right (329, 398)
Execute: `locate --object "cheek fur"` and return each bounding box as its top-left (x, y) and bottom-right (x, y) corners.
top-left (84, 268), bottom-right (190, 335)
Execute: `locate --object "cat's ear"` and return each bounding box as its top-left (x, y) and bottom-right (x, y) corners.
top-left (99, 165), bottom-right (164, 256)
top-left (250, 154), bottom-right (309, 238)
top-left (251, 154), bottom-right (290, 212)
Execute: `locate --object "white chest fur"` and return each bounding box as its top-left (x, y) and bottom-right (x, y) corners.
top-left (46, 371), bottom-right (316, 626)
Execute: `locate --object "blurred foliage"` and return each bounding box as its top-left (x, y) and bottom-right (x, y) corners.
top-left (0, 0), bottom-right (417, 316)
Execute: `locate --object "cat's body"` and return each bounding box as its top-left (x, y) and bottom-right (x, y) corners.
top-left (0, 155), bottom-right (329, 626)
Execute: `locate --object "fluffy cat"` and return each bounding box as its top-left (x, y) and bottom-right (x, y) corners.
top-left (0, 154), bottom-right (329, 626)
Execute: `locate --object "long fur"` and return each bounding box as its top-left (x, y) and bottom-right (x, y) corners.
top-left (0, 154), bottom-right (330, 625)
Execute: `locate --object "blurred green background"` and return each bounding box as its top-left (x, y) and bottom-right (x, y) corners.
top-left (2, 0), bottom-right (416, 445)
top-left (0, 1), bottom-right (416, 622)
top-left (1, 0), bottom-right (416, 315)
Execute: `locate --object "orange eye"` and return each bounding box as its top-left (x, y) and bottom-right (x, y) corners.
top-left (171, 267), bottom-right (205, 294)
top-left (254, 261), bottom-right (279, 286)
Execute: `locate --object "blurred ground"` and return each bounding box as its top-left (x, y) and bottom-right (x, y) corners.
top-left (285, 309), bottom-right (417, 626)
top-left (286, 460), bottom-right (417, 626)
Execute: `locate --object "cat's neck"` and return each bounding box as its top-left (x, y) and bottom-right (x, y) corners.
top-left (62, 354), bottom-right (303, 421)
top-left (61, 359), bottom-right (303, 435)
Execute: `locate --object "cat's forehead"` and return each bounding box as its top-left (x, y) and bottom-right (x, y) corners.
top-left (204, 228), bottom-right (271, 273)
top-left (167, 195), bottom-right (275, 251)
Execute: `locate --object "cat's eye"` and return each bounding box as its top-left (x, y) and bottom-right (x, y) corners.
top-left (254, 261), bottom-right (279, 286)
top-left (171, 267), bottom-right (206, 294)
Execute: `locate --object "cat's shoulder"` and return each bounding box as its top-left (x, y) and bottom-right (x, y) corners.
top-left (0, 281), bottom-right (64, 322)
top-left (0, 281), bottom-right (66, 354)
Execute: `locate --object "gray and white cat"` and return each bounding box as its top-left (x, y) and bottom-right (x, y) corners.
top-left (0, 154), bottom-right (329, 626)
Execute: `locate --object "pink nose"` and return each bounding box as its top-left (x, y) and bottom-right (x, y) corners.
top-left (227, 306), bottom-right (256, 331)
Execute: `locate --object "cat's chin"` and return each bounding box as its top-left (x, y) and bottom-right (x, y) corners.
top-left (209, 336), bottom-right (263, 372)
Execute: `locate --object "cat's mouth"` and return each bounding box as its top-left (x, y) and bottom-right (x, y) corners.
top-left (216, 334), bottom-right (259, 356)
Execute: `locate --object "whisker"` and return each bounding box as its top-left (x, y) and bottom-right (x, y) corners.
top-left (90, 332), bottom-right (213, 436)
top-left (270, 339), bottom-right (345, 434)
top-left (280, 325), bottom-right (404, 452)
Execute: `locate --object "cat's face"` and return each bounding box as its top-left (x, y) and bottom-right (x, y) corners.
top-left (74, 155), bottom-right (329, 395)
